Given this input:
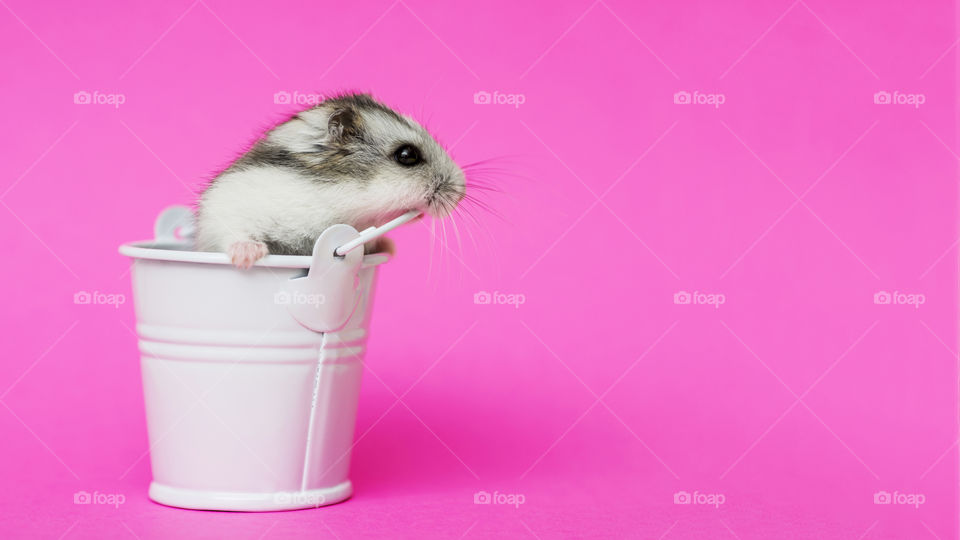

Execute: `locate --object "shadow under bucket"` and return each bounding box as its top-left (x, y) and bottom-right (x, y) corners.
top-left (119, 206), bottom-right (416, 511)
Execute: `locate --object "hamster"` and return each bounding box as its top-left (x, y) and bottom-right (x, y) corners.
top-left (196, 93), bottom-right (466, 268)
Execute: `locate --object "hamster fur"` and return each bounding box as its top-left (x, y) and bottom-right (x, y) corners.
top-left (196, 93), bottom-right (466, 268)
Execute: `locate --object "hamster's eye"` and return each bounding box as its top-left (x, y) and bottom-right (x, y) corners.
top-left (393, 145), bottom-right (422, 167)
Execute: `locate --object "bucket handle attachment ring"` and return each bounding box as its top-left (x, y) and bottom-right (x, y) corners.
top-left (154, 205), bottom-right (196, 243)
top-left (285, 210), bottom-right (422, 333)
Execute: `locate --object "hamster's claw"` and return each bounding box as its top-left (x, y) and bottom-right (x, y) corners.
top-left (228, 240), bottom-right (268, 269)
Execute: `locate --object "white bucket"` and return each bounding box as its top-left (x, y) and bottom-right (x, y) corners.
top-left (119, 206), bottom-right (415, 511)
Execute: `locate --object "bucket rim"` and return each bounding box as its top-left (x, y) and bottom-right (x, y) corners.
top-left (118, 240), bottom-right (390, 269)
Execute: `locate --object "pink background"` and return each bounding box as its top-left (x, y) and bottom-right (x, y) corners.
top-left (1, 0), bottom-right (958, 538)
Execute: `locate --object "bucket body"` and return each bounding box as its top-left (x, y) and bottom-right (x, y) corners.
top-left (121, 227), bottom-right (388, 511)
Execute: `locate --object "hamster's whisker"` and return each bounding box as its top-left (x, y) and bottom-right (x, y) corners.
top-left (462, 176), bottom-right (496, 186)
top-left (461, 155), bottom-right (525, 169)
top-left (455, 206), bottom-right (481, 259)
top-left (462, 165), bottom-right (513, 174)
top-left (456, 203), bottom-right (479, 227)
top-left (467, 169), bottom-right (535, 185)
top-left (466, 175), bottom-right (521, 206)
top-left (448, 212), bottom-right (465, 276)
top-left (461, 169), bottom-right (509, 182)
top-left (465, 163), bottom-right (535, 180)
top-left (461, 193), bottom-right (503, 221)
top-left (455, 202), bottom-right (498, 267)
top-left (464, 183), bottom-right (499, 193)
top-left (427, 216), bottom-right (436, 280)
top-left (463, 178), bottom-right (500, 189)
top-left (440, 217), bottom-right (450, 278)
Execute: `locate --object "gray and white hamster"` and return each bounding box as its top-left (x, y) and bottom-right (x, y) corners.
top-left (196, 93), bottom-right (466, 268)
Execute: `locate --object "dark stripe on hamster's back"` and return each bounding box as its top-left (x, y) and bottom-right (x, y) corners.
top-left (230, 140), bottom-right (378, 183)
top-left (303, 145), bottom-right (378, 182)
top-left (230, 142), bottom-right (298, 171)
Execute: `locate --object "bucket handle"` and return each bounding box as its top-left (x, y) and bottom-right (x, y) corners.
top-left (285, 210), bottom-right (422, 333)
top-left (154, 205), bottom-right (196, 242)
top-left (333, 210), bottom-right (421, 257)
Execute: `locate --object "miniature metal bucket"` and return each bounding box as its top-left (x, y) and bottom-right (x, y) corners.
top-left (118, 206), bottom-right (406, 511)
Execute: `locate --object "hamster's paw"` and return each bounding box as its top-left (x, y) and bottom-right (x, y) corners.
top-left (364, 237), bottom-right (396, 256)
top-left (228, 240), bottom-right (268, 269)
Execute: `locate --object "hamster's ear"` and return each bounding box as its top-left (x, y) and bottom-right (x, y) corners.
top-left (327, 108), bottom-right (362, 142)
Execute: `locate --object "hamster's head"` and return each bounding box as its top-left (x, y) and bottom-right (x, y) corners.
top-left (266, 93), bottom-right (466, 222)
